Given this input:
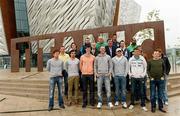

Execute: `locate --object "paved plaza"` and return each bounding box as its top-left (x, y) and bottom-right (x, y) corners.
top-left (0, 94), bottom-right (180, 116)
top-left (0, 69), bottom-right (180, 116)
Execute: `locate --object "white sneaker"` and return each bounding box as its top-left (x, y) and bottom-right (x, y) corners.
top-left (114, 101), bottom-right (119, 106)
top-left (97, 102), bottom-right (102, 109)
top-left (142, 107), bottom-right (148, 112)
top-left (122, 102), bottom-right (127, 108)
top-left (165, 101), bottom-right (168, 106)
top-left (129, 105), bottom-right (134, 110)
top-left (108, 102), bottom-right (114, 108)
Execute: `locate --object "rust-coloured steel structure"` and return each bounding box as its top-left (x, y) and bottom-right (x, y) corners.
top-left (11, 21), bottom-right (165, 72)
top-left (0, 0), bottom-right (17, 54)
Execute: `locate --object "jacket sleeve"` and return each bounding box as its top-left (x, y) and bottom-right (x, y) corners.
top-left (46, 60), bottom-right (51, 72)
top-left (125, 58), bottom-right (129, 77)
top-left (142, 57), bottom-right (147, 77)
top-left (164, 56), bottom-right (171, 75)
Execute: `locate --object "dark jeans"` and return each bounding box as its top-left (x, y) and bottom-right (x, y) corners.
top-left (62, 70), bottom-right (68, 96)
top-left (130, 77), bottom-right (145, 107)
top-left (126, 74), bottom-right (130, 91)
top-left (150, 79), bottom-right (164, 109)
top-left (81, 75), bottom-right (95, 105)
top-left (49, 76), bottom-right (64, 108)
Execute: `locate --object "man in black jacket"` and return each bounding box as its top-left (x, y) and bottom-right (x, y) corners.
top-left (105, 39), bottom-right (117, 58)
top-left (157, 48), bottom-right (171, 105)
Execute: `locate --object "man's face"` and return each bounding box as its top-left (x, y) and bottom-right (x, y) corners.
top-left (60, 47), bottom-right (65, 53)
top-left (116, 50), bottom-right (122, 56)
top-left (70, 51), bottom-right (76, 58)
top-left (112, 35), bottom-right (117, 42)
top-left (153, 51), bottom-right (160, 59)
top-left (53, 52), bottom-right (60, 58)
top-left (133, 49), bottom-right (140, 56)
top-left (108, 40), bottom-right (113, 47)
top-left (91, 42), bottom-right (96, 49)
top-left (120, 41), bottom-right (125, 48)
top-left (100, 46), bottom-right (105, 54)
top-left (98, 38), bottom-right (104, 43)
top-left (71, 43), bottom-right (76, 50)
top-left (85, 47), bottom-right (91, 53)
top-left (85, 38), bottom-right (90, 44)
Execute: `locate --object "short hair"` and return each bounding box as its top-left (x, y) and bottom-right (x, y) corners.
top-left (119, 40), bottom-right (125, 44)
top-left (85, 44), bottom-right (91, 49)
top-left (107, 39), bottom-right (112, 42)
top-left (52, 49), bottom-right (60, 54)
top-left (69, 50), bottom-right (76, 56)
top-left (113, 33), bottom-right (117, 36)
top-left (70, 42), bottom-right (77, 48)
top-left (155, 48), bottom-right (162, 53)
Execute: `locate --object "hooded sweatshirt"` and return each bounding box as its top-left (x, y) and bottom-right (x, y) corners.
top-left (129, 55), bottom-right (147, 78)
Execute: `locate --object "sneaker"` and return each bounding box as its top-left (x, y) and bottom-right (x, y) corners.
top-left (97, 102), bottom-right (102, 109)
top-left (114, 101), bottom-right (119, 106)
top-left (48, 107), bottom-right (53, 111)
top-left (142, 107), bottom-right (148, 112)
top-left (164, 101), bottom-right (168, 106)
top-left (159, 108), bottom-right (167, 113)
top-left (129, 105), bottom-right (134, 110)
top-left (122, 102), bottom-right (127, 109)
top-left (59, 105), bottom-right (65, 109)
top-left (108, 102), bottom-right (114, 108)
top-left (82, 104), bottom-right (87, 108)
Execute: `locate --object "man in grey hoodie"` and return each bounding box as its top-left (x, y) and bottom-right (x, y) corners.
top-left (94, 46), bottom-right (113, 109)
top-left (112, 48), bottom-right (128, 108)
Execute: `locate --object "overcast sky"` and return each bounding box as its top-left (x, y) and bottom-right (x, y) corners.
top-left (134, 0), bottom-right (180, 48)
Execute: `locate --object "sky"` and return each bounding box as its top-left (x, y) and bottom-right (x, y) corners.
top-left (134, 0), bottom-right (180, 48)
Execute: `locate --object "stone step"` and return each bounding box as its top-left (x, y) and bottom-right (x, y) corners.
top-left (0, 91), bottom-right (48, 100)
top-left (0, 86), bottom-right (49, 94)
top-left (0, 82), bottom-right (49, 89)
top-left (0, 79), bottom-right (49, 84)
top-left (168, 76), bottom-right (180, 84)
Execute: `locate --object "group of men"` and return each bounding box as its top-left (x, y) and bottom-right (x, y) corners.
top-left (46, 34), bottom-right (171, 113)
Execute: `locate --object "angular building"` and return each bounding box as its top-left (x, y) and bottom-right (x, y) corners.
top-left (26, 0), bottom-right (141, 53)
top-left (0, 0), bottom-right (141, 67)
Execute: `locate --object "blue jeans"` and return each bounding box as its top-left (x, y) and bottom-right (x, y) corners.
top-left (49, 76), bottom-right (64, 108)
top-left (114, 76), bottom-right (126, 103)
top-left (162, 75), bottom-right (168, 102)
top-left (150, 79), bottom-right (164, 109)
top-left (130, 77), bottom-right (145, 107)
top-left (97, 76), bottom-right (111, 103)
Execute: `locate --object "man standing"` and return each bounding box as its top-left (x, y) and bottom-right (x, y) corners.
top-left (94, 46), bottom-right (113, 109)
top-left (112, 48), bottom-right (128, 108)
top-left (105, 39), bottom-right (116, 58)
top-left (147, 49), bottom-right (167, 113)
top-left (80, 45), bottom-right (95, 108)
top-left (47, 50), bottom-right (65, 111)
top-left (65, 50), bottom-right (80, 106)
top-left (128, 48), bottom-right (148, 112)
top-left (157, 48), bottom-right (171, 105)
top-left (59, 46), bottom-right (70, 98)
top-left (96, 37), bottom-right (108, 52)
top-left (112, 34), bottom-right (119, 48)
